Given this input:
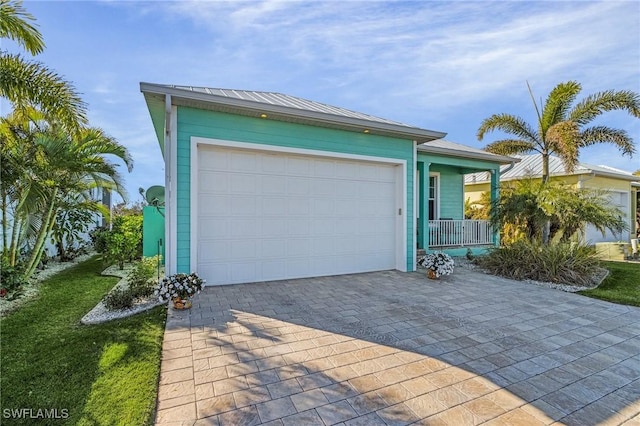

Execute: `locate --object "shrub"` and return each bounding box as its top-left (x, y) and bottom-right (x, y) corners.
top-left (1, 258), bottom-right (25, 298)
top-left (98, 214), bottom-right (143, 269)
top-left (127, 256), bottom-right (161, 298)
top-left (103, 288), bottom-right (135, 310)
top-left (476, 240), bottom-right (601, 286)
top-left (90, 227), bottom-right (110, 254)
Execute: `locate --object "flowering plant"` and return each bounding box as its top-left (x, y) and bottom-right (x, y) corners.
top-left (155, 272), bottom-right (205, 302)
top-left (418, 252), bottom-right (455, 277)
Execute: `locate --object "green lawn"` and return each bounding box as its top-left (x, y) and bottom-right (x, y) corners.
top-left (579, 261), bottom-right (640, 307)
top-left (0, 256), bottom-right (166, 425)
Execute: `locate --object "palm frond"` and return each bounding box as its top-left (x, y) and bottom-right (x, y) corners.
top-left (484, 139), bottom-right (537, 156)
top-left (570, 90), bottom-right (640, 124)
top-left (477, 113), bottom-right (540, 146)
top-left (0, 0), bottom-right (44, 55)
top-left (0, 53), bottom-right (87, 132)
top-left (77, 128), bottom-right (134, 172)
top-left (546, 121), bottom-right (580, 172)
top-left (540, 81), bottom-right (581, 130)
top-left (579, 126), bottom-right (636, 157)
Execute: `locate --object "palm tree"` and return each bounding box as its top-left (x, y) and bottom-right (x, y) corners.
top-left (477, 81), bottom-right (640, 184)
top-left (0, 107), bottom-right (43, 265)
top-left (21, 127), bottom-right (133, 278)
top-left (0, 0), bottom-right (87, 131)
top-left (1, 115), bottom-right (133, 279)
top-left (490, 179), bottom-right (627, 244)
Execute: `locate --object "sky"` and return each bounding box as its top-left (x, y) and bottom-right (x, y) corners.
top-left (5, 1), bottom-right (640, 204)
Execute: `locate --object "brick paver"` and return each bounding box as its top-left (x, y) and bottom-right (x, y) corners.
top-left (155, 267), bottom-right (640, 425)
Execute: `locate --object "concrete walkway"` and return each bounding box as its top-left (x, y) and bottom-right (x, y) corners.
top-left (155, 266), bottom-right (640, 425)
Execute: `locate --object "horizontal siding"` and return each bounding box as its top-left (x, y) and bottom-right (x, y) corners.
top-left (175, 106), bottom-right (415, 273)
top-left (431, 165), bottom-right (463, 220)
top-left (180, 108), bottom-right (412, 158)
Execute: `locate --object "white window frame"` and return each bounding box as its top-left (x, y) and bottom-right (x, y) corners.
top-left (428, 172), bottom-right (440, 221)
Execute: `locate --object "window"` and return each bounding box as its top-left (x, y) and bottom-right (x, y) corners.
top-left (428, 174), bottom-right (438, 220)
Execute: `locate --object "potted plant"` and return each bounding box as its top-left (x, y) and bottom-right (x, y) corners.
top-left (418, 252), bottom-right (455, 279)
top-left (155, 272), bottom-right (205, 309)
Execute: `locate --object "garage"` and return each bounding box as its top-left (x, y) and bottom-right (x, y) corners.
top-left (195, 142), bottom-right (402, 285)
top-left (142, 84), bottom-right (453, 279)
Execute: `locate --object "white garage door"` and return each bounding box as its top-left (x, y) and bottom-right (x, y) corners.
top-left (196, 144), bottom-right (399, 285)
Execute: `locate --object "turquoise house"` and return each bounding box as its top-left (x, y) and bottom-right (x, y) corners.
top-left (141, 83), bottom-right (516, 285)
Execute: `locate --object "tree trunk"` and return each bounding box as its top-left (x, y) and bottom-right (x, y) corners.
top-left (23, 189), bottom-right (58, 279)
top-left (9, 209), bottom-right (25, 267)
top-left (1, 192), bottom-right (7, 259)
top-left (541, 151), bottom-right (550, 184)
top-left (56, 238), bottom-right (66, 261)
top-left (541, 151), bottom-right (551, 244)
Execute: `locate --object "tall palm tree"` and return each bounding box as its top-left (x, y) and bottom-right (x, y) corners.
top-left (0, 0), bottom-right (87, 131)
top-left (477, 81), bottom-right (640, 183)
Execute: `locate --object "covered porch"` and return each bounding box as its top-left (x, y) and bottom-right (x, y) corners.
top-left (415, 140), bottom-right (517, 256)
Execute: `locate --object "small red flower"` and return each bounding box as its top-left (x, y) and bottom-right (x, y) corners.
top-left (0, 288), bottom-right (7, 298)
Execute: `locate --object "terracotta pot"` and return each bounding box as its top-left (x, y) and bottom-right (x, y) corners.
top-left (427, 269), bottom-right (438, 279)
top-left (172, 298), bottom-right (192, 310)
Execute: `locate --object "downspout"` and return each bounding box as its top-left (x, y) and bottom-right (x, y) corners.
top-left (501, 160), bottom-right (516, 175)
top-left (164, 94), bottom-right (172, 274)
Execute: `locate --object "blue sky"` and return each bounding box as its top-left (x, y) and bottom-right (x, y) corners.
top-left (7, 1), bottom-right (640, 204)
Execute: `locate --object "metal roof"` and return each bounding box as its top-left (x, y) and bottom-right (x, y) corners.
top-left (465, 154), bottom-right (639, 184)
top-left (140, 83), bottom-right (446, 143)
top-left (417, 139), bottom-right (517, 165)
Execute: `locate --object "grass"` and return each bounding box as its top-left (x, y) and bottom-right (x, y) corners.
top-left (0, 256), bottom-right (166, 425)
top-left (579, 261), bottom-right (640, 307)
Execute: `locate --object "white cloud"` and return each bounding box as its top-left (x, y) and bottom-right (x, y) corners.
top-left (151, 1), bottom-right (638, 115)
top-left (34, 0), bottom-right (637, 199)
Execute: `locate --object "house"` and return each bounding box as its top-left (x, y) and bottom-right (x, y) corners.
top-left (141, 83), bottom-right (516, 285)
top-left (465, 154), bottom-right (639, 244)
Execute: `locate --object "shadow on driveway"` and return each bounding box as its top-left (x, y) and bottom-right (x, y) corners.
top-left (156, 267), bottom-right (640, 425)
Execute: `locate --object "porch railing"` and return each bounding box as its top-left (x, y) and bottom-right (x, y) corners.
top-left (428, 220), bottom-right (493, 247)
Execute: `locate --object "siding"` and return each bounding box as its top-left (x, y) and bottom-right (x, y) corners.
top-left (175, 106), bottom-right (416, 272)
top-left (418, 153), bottom-right (500, 221)
top-left (431, 165), bottom-right (464, 219)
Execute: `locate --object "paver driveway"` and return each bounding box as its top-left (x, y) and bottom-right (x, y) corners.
top-left (155, 266), bottom-right (640, 425)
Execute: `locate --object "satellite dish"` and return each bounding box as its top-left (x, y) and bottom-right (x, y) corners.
top-left (145, 185), bottom-right (165, 206)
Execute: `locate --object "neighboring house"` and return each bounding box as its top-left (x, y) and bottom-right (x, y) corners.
top-left (465, 154), bottom-right (639, 244)
top-left (141, 83), bottom-right (516, 285)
